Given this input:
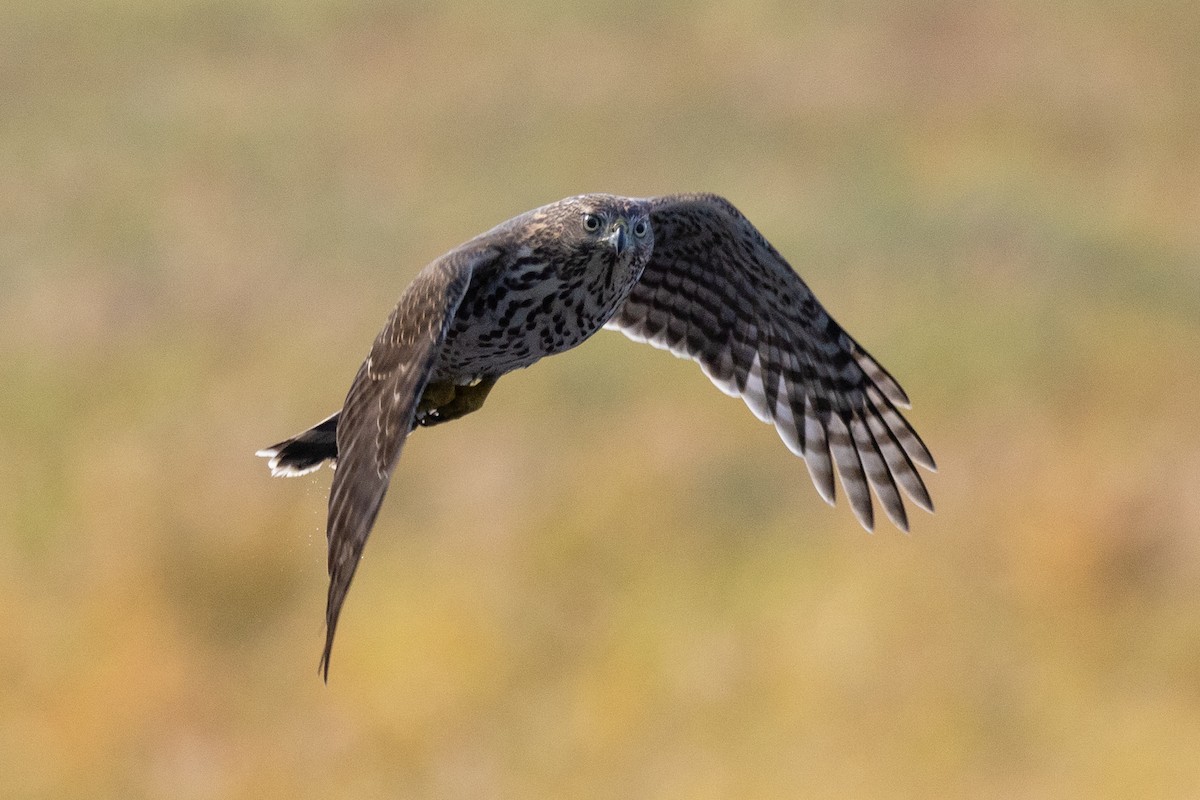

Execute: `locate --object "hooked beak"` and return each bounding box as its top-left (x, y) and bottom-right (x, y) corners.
top-left (604, 218), bottom-right (629, 257)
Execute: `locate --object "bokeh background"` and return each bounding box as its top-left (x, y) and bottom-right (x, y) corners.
top-left (4, 1), bottom-right (1200, 797)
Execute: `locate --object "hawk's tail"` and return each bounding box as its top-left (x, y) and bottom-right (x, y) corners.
top-left (256, 412), bottom-right (340, 477)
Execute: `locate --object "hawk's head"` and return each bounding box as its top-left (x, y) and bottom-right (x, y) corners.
top-left (534, 193), bottom-right (654, 272)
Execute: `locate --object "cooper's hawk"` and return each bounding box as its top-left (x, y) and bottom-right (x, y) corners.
top-left (258, 193), bottom-right (935, 678)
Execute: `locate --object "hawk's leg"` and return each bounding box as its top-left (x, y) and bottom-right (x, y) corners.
top-left (417, 380), bottom-right (456, 413)
top-left (417, 377), bottom-right (497, 427)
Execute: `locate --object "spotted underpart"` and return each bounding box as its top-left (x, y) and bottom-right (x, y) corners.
top-left (437, 229), bottom-right (645, 381)
top-left (257, 192), bottom-right (935, 679)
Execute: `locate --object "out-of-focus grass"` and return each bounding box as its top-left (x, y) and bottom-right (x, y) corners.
top-left (3, 1), bottom-right (1200, 797)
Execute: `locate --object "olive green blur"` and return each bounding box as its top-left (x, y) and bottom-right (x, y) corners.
top-left (3, 1), bottom-right (1199, 797)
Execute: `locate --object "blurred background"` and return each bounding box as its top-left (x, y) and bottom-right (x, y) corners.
top-left (4, 1), bottom-right (1200, 797)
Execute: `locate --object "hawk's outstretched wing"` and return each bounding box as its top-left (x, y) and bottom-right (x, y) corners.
top-left (321, 244), bottom-right (498, 679)
top-left (605, 193), bottom-right (935, 531)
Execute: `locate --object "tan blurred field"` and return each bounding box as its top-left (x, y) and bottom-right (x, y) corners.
top-left (4, 1), bottom-right (1200, 797)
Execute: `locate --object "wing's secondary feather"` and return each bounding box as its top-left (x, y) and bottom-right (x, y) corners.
top-left (319, 244), bottom-right (497, 679)
top-left (606, 193), bottom-right (933, 530)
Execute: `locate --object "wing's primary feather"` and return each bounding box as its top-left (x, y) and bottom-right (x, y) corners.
top-left (605, 193), bottom-right (934, 531)
top-left (320, 244), bottom-right (497, 680)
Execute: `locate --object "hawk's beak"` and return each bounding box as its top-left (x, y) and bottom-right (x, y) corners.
top-left (605, 219), bottom-right (629, 257)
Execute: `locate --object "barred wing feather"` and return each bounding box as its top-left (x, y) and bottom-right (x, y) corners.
top-left (319, 244), bottom-right (497, 679)
top-left (605, 194), bottom-right (935, 531)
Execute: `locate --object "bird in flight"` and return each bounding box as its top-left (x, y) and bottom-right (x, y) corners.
top-left (258, 193), bottom-right (935, 678)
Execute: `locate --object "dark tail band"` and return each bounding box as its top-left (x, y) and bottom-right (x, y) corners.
top-left (256, 412), bottom-right (340, 476)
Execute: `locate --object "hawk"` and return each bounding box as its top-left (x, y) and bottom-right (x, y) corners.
top-left (258, 193), bottom-right (935, 678)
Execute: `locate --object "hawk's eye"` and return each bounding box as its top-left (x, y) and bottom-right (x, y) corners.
top-left (633, 219), bottom-right (649, 238)
top-left (583, 213), bottom-right (602, 232)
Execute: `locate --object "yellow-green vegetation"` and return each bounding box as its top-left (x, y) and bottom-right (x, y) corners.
top-left (4, 1), bottom-right (1199, 797)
